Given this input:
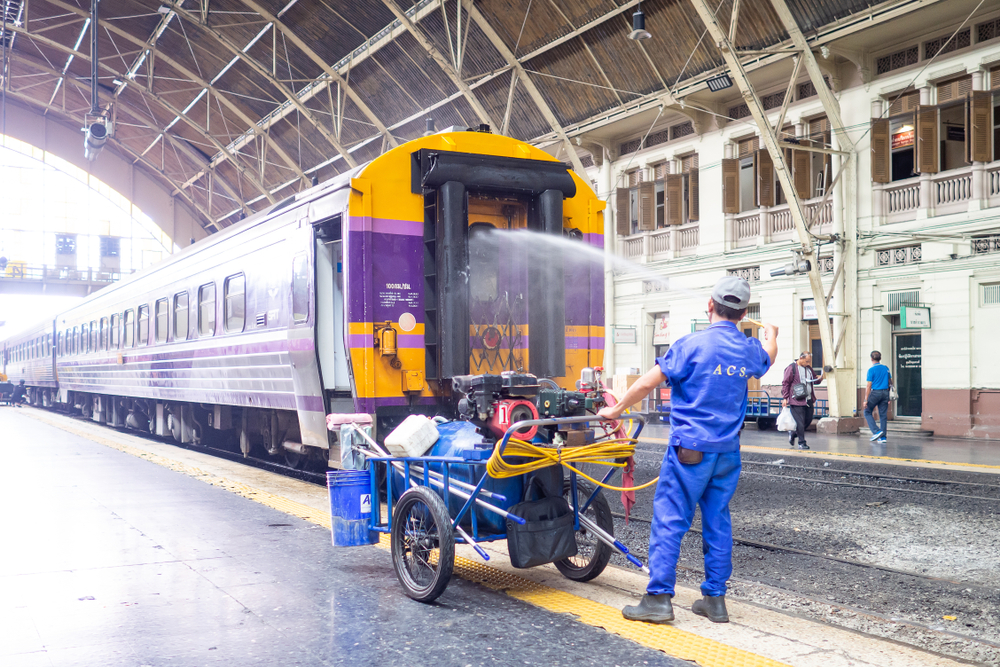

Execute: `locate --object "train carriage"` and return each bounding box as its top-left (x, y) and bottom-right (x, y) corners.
top-left (2, 322), bottom-right (57, 405)
top-left (4, 128), bottom-right (607, 468)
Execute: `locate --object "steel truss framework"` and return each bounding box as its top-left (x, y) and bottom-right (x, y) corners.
top-left (0, 0), bottom-right (944, 232)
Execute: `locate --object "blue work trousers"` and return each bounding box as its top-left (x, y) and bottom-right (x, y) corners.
top-left (646, 447), bottom-right (742, 598)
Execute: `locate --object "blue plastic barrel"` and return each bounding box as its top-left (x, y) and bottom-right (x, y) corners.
top-left (327, 470), bottom-right (379, 547)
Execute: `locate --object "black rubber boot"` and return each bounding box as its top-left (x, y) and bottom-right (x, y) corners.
top-left (622, 594), bottom-right (674, 623)
top-left (692, 595), bottom-right (729, 623)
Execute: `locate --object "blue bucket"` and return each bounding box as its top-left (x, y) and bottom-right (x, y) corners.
top-left (327, 470), bottom-right (379, 547)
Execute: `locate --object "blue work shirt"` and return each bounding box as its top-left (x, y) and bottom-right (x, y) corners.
top-left (867, 363), bottom-right (891, 390)
top-left (656, 321), bottom-right (771, 452)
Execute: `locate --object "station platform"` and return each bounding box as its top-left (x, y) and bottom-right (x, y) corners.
top-left (1, 407), bottom-right (974, 667)
top-left (640, 423), bottom-right (1000, 473)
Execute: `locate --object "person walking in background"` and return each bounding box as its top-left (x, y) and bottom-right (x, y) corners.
top-left (781, 353), bottom-right (824, 450)
top-left (598, 276), bottom-right (778, 625)
top-left (865, 351), bottom-right (892, 444)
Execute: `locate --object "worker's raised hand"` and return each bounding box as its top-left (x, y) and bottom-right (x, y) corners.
top-left (763, 323), bottom-right (778, 340)
top-left (597, 405), bottom-right (621, 421)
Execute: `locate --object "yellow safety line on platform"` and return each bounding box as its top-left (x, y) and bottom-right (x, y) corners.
top-left (29, 410), bottom-right (789, 667)
top-left (641, 435), bottom-right (1000, 470)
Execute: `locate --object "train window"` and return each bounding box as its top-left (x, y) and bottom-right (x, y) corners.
top-left (224, 274), bottom-right (245, 333)
top-left (90, 321), bottom-right (97, 352)
top-left (81, 323), bottom-right (89, 354)
top-left (72, 327), bottom-right (78, 355)
top-left (138, 306), bottom-right (149, 346)
top-left (155, 299), bottom-right (168, 343)
top-left (123, 310), bottom-right (135, 347)
top-left (111, 314), bottom-right (120, 349)
top-left (174, 292), bottom-right (189, 341)
top-left (198, 283), bottom-right (216, 337)
top-left (292, 255), bottom-right (309, 323)
top-left (100, 318), bottom-right (109, 351)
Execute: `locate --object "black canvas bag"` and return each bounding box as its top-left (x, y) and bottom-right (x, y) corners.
top-left (505, 495), bottom-right (578, 569)
top-left (791, 382), bottom-right (809, 400)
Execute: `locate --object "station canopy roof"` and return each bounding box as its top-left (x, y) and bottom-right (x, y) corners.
top-left (1, 0), bottom-right (881, 230)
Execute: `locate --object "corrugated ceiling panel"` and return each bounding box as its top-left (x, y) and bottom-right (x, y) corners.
top-left (528, 39), bottom-right (619, 127)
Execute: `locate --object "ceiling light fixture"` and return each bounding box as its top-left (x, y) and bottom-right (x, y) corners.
top-left (706, 74), bottom-right (733, 92)
top-left (629, 3), bottom-right (651, 41)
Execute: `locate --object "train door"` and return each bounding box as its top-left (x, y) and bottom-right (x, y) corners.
top-left (315, 232), bottom-right (352, 409)
top-left (468, 197), bottom-right (529, 375)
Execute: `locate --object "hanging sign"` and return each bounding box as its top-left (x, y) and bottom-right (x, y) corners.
top-left (900, 305), bottom-right (931, 329)
top-left (891, 128), bottom-right (914, 149)
top-left (652, 314), bottom-right (670, 345)
top-left (613, 326), bottom-right (637, 344)
top-left (802, 298), bottom-right (817, 321)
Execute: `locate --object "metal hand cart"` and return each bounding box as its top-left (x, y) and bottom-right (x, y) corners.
top-left (359, 414), bottom-right (648, 602)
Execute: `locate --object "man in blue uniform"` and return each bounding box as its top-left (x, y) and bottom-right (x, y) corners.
top-left (599, 276), bottom-right (778, 624)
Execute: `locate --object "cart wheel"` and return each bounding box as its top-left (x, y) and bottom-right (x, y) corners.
top-left (390, 486), bottom-right (455, 603)
top-left (555, 480), bottom-right (613, 582)
top-left (757, 417), bottom-right (775, 431)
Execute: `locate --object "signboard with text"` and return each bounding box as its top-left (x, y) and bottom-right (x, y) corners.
top-left (891, 128), bottom-right (914, 149)
top-left (652, 314), bottom-right (670, 345)
top-left (613, 327), bottom-right (637, 344)
top-left (900, 305), bottom-right (931, 329)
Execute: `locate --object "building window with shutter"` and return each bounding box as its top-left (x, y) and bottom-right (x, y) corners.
top-left (806, 118), bottom-right (832, 198)
top-left (872, 91), bottom-right (919, 183)
top-left (936, 75), bottom-right (972, 172)
top-left (679, 153), bottom-right (699, 224)
top-left (733, 136), bottom-right (758, 212)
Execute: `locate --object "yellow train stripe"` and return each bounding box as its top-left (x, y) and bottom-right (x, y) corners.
top-left (640, 435), bottom-right (1000, 470)
top-left (31, 410), bottom-right (789, 667)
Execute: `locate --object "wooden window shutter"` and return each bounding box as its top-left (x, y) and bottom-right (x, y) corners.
top-left (937, 76), bottom-right (971, 103)
top-left (992, 66), bottom-right (1000, 91)
top-left (628, 170), bottom-right (641, 187)
top-left (654, 162), bottom-right (670, 180)
top-left (793, 150), bottom-right (811, 199)
top-left (638, 181), bottom-right (656, 231)
top-left (870, 118), bottom-right (891, 183)
top-left (688, 168), bottom-right (700, 221)
top-left (666, 174), bottom-right (683, 225)
top-left (915, 105), bottom-right (939, 174)
top-left (615, 188), bottom-right (630, 235)
top-left (722, 158), bottom-right (740, 214)
top-left (969, 91), bottom-right (993, 163)
top-left (889, 91), bottom-right (919, 115)
top-left (756, 149), bottom-right (774, 207)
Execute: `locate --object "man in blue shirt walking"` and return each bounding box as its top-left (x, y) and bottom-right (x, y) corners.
top-left (599, 276), bottom-right (778, 624)
top-left (864, 351), bottom-right (893, 443)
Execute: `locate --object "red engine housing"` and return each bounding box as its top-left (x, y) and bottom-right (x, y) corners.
top-left (487, 399), bottom-right (539, 440)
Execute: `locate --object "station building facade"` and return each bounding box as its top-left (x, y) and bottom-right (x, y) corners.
top-left (590, 7), bottom-right (1000, 438)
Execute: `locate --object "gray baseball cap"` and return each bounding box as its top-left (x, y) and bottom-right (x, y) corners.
top-left (712, 275), bottom-right (751, 309)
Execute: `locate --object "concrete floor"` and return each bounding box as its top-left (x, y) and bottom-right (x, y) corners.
top-left (1, 406), bottom-right (981, 667)
top-left (0, 408), bottom-right (689, 667)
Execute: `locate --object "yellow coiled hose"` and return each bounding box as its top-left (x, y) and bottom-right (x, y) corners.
top-left (486, 436), bottom-right (660, 492)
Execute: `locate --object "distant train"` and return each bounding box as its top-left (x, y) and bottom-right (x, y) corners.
top-left (0, 128), bottom-right (607, 468)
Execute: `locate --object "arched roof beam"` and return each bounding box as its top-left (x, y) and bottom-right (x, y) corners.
top-left (461, 0), bottom-right (587, 177)
top-left (0, 84), bottom-right (221, 230)
top-left (5, 24), bottom-right (277, 206)
top-left (234, 0), bottom-right (398, 149)
top-left (162, 4), bottom-right (359, 168)
top-left (5, 49), bottom-right (249, 222)
top-left (379, 0), bottom-right (494, 128)
top-left (44, 0), bottom-right (308, 188)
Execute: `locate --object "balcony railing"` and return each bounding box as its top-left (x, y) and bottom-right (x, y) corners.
top-left (678, 224), bottom-right (699, 255)
top-left (735, 212), bottom-right (760, 247)
top-left (933, 166), bottom-right (973, 216)
top-left (878, 162), bottom-right (1000, 223)
top-left (1, 265), bottom-right (121, 283)
top-left (618, 224), bottom-right (699, 262)
top-left (650, 229), bottom-right (671, 256)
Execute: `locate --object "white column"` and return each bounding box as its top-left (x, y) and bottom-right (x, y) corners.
top-left (970, 70), bottom-right (986, 212)
top-left (601, 153), bottom-right (616, 374)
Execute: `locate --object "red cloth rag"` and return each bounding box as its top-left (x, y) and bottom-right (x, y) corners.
top-left (620, 455), bottom-right (636, 524)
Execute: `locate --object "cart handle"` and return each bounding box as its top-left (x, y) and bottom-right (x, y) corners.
top-left (498, 414), bottom-right (646, 458)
